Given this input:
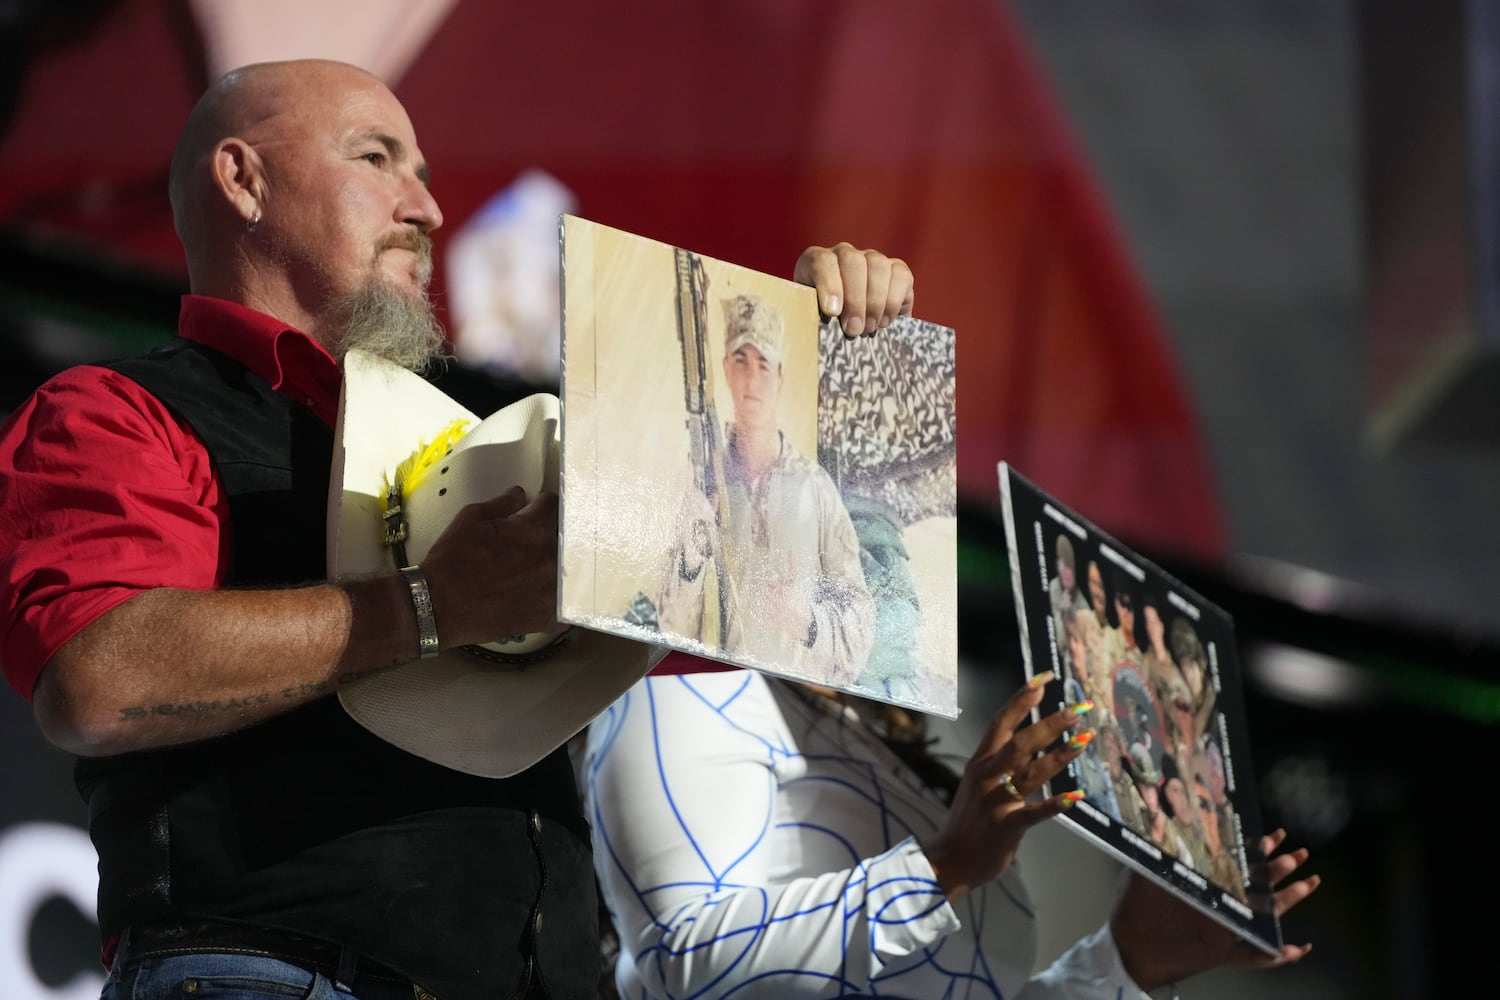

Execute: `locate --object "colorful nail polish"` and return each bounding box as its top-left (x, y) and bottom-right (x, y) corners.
top-left (1028, 670), bottom-right (1055, 689)
top-left (1068, 729), bottom-right (1096, 750)
top-left (1067, 700), bottom-right (1094, 716)
top-left (1060, 791), bottom-right (1084, 808)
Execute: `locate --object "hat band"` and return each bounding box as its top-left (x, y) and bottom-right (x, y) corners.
top-left (457, 630), bottom-right (576, 670)
top-left (383, 484), bottom-right (413, 567)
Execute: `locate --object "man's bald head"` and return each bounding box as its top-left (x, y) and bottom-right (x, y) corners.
top-left (168, 60), bottom-right (387, 258)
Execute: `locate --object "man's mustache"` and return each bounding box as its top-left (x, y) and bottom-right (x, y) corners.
top-left (377, 231), bottom-right (433, 259)
top-left (377, 230), bottom-right (434, 288)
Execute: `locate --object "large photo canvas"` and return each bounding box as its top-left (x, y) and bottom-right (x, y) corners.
top-left (561, 216), bottom-right (957, 715)
top-left (998, 462), bottom-right (1283, 956)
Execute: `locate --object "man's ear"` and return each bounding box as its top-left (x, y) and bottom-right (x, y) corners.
top-left (210, 137), bottom-right (265, 226)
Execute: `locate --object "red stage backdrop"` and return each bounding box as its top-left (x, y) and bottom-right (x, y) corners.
top-left (0, 0), bottom-right (1225, 559)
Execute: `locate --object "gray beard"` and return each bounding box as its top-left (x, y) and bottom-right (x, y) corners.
top-left (327, 284), bottom-right (447, 372)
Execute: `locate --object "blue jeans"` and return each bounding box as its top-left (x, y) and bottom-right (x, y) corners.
top-left (101, 950), bottom-right (424, 1000)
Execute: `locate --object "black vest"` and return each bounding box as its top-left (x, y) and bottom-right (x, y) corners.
top-left (75, 341), bottom-right (596, 1000)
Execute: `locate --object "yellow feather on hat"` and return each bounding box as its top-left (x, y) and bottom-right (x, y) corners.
top-left (379, 418), bottom-right (473, 513)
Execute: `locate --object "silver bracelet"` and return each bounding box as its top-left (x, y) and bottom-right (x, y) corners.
top-left (399, 566), bottom-right (441, 660)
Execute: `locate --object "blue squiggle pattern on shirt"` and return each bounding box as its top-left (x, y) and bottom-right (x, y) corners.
top-left (586, 672), bottom-right (1146, 1000)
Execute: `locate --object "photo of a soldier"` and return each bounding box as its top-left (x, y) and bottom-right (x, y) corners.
top-left (1126, 744), bottom-right (1192, 861)
top-left (1101, 724), bottom-right (1142, 829)
top-left (656, 293), bottom-right (875, 685)
top-left (1106, 570), bottom-right (1146, 669)
top-left (1049, 534), bottom-right (1089, 671)
top-left (1086, 558), bottom-right (1109, 628)
top-left (1194, 772), bottom-right (1247, 899)
top-left (1063, 606), bottom-right (1111, 714)
top-left (1140, 594), bottom-right (1176, 694)
top-left (1162, 750), bottom-right (1249, 903)
top-left (1157, 616), bottom-right (1216, 782)
top-left (561, 218), bottom-right (957, 714)
top-left (1170, 615), bottom-right (1214, 720)
top-left (1198, 736), bottom-right (1245, 898)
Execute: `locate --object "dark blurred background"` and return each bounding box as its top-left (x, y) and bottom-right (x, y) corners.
top-left (2, 1), bottom-right (1496, 997)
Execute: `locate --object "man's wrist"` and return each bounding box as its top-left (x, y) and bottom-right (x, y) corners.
top-left (399, 565), bottom-right (441, 659)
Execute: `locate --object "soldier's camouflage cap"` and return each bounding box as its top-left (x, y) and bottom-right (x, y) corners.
top-left (723, 294), bottom-right (784, 367)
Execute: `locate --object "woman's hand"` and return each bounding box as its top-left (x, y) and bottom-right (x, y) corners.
top-left (1109, 827), bottom-right (1321, 990)
top-left (925, 671), bottom-right (1096, 903)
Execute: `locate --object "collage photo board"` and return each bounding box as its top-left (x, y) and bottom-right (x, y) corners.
top-left (559, 215), bottom-right (958, 717)
top-left (998, 462), bottom-right (1283, 956)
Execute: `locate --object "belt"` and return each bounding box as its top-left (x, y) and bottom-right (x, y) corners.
top-left (122, 920), bottom-right (438, 1000)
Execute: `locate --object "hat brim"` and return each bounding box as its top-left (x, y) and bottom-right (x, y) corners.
top-left (329, 349), bottom-right (659, 778)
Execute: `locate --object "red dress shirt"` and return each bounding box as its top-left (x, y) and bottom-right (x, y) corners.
top-left (0, 295), bottom-right (341, 700)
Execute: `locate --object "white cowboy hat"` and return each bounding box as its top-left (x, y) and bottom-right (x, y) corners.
top-left (328, 349), bottom-right (661, 778)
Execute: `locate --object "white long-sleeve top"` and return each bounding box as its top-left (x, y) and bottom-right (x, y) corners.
top-left (583, 671), bottom-right (1154, 999)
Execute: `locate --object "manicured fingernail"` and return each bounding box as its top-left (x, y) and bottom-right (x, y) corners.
top-left (879, 314), bottom-right (892, 329)
top-left (1028, 671), bottom-right (1055, 689)
top-left (1068, 700), bottom-right (1094, 716)
top-left (1060, 790), bottom-right (1084, 808)
top-left (825, 294), bottom-right (841, 316)
top-left (845, 316), bottom-right (865, 337)
top-left (1068, 729), bottom-right (1096, 750)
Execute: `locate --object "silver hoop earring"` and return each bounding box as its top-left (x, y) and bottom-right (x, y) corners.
top-left (247, 210), bottom-right (261, 234)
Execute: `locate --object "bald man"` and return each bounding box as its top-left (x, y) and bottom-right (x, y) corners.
top-left (0, 60), bottom-right (917, 1000)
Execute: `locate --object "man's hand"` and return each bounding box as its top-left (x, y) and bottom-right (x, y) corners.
top-left (794, 243), bottom-right (915, 338)
top-left (420, 485), bottom-right (561, 648)
top-left (1109, 828), bottom-right (1320, 991)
